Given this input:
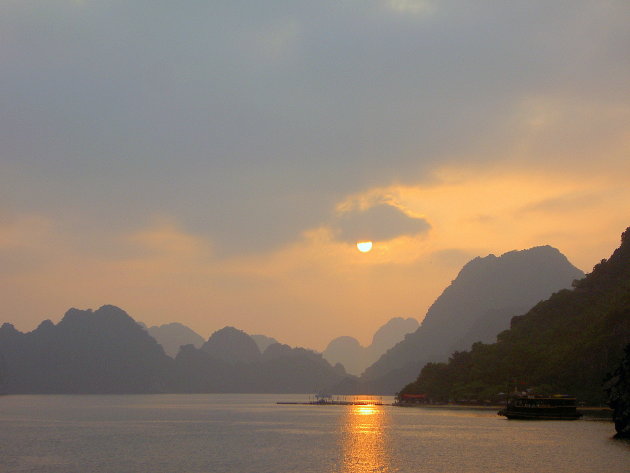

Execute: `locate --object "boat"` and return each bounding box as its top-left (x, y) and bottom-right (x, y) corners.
top-left (498, 394), bottom-right (582, 420)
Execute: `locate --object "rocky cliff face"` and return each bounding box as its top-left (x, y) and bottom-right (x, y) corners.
top-left (358, 245), bottom-right (584, 393)
top-left (398, 227), bottom-right (630, 405)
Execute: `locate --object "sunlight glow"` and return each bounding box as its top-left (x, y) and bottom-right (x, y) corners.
top-left (342, 403), bottom-right (389, 472)
top-left (355, 404), bottom-right (379, 416)
top-left (357, 241), bottom-right (373, 253)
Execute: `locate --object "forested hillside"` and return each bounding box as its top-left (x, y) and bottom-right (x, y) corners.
top-left (398, 228), bottom-right (630, 404)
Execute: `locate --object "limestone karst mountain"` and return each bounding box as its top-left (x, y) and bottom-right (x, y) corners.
top-left (323, 317), bottom-right (419, 375)
top-left (0, 245), bottom-right (586, 395)
top-left (338, 245), bottom-right (584, 394)
top-left (0, 311), bottom-right (352, 394)
top-left (173, 328), bottom-right (349, 393)
top-left (200, 326), bottom-right (262, 363)
top-left (0, 305), bottom-right (173, 393)
top-left (145, 322), bottom-right (205, 357)
top-left (400, 227), bottom-right (630, 405)
top-left (250, 334), bottom-right (280, 353)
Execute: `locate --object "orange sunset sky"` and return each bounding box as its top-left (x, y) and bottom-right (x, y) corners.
top-left (1, 1), bottom-right (629, 350)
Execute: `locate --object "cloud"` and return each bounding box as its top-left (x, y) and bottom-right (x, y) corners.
top-left (1, 166), bottom-right (628, 348)
top-left (517, 192), bottom-right (602, 215)
top-left (124, 217), bottom-right (213, 262)
top-left (333, 203), bottom-right (430, 243)
top-left (1, 0), bottom-right (627, 258)
top-left (385, 0), bottom-right (434, 15)
top-left (1, 1), bottom-right (629, 347)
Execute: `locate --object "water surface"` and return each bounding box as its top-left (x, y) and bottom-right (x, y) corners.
top-left (0, 394), bottom-right (627, 472)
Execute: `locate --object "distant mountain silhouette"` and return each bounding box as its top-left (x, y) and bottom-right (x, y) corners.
top-left (173, 329), bottom-right (350, 393)
top-left (200, 326), bottom-right (262, 363)
top-left (256, 343), bottom-right (348, 393)
top-left (0, 310), bottom-right (353, 394)
top-left (0, 305), bottom-right (172, 393)
top-left (371, 317), bottom-right (420, 355)
top-left (251, 334), bottom-right (279, 353)
top-left (336, 245), bottom-right (584, 394)
top-left (0, 246), bottom-right (584, 395)
top-left (324, 336), bottom-right (365, 375)
top-left (144, 322), bottom-right (205, 357)
top-left (323, 317), bottom-right (419, 375)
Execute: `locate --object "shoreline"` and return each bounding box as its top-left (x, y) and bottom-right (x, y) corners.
top-left (395, 403), bottom-right (613, 418)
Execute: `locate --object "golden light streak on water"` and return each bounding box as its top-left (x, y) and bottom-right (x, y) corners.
top-left (341, 403), bottom-right (390, 472)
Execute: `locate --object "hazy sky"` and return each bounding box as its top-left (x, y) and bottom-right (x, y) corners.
top-left (1, 0), bottom-right (629, 350)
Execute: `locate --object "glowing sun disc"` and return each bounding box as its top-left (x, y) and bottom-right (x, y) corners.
top-left (357, 241), bottom-right (373, 253)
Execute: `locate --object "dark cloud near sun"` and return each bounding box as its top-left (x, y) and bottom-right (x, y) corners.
top-left (334, 204), bottom-right (430, 244)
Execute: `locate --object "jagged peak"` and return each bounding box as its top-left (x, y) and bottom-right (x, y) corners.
top-left (201, 325), bottom-right (261, 362)
top-left (59, 307), bottom-right (91, 325)
top-left (95, 305), bottom-right (131, 318)
top-left (210, 325), bottom-right (247, 336)
top-left (454, 245), bottom-right (577, 281)
top-left (58, 305), bottom-right (136, 328)
top-left (611, 226), bottom-right (630, 261)
top-left (205, 326), bottom-right (258, 345)
top-left (0, 322), bottom-right (19, 335)
top-left (262, 342), bottom-right (293, 359)
top-left (36, 319), bottom-right (55, 331)
top-left (581, 226), bottom-right (630, 282)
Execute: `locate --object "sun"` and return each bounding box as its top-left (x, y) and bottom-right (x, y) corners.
top-left (356, 241), bottom-right (373, 253)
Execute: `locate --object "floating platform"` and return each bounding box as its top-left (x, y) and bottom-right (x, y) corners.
top-left (277, 400), bottom-right (386, 406)
top-left (278, 395), bottom-right (386, 406)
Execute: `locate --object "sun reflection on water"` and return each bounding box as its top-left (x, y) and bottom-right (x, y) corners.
top-left (341, 403), bottom-right (390, 473)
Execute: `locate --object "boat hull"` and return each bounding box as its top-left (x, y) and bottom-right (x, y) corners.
top-left (498, 394), bottom-right (582, 420)
top-left (498, 408), bottom-right (582, 420)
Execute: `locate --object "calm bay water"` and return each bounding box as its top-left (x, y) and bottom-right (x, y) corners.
top-left (0, 394), bottom-right (628, 473)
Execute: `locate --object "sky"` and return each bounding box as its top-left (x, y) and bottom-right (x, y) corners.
top-left (1, 0), bottom-right (629, 350)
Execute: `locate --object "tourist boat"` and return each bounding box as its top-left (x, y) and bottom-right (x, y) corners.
top-left (498, 394), bottom-right (582, 420)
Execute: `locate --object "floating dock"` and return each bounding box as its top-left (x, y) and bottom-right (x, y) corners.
top-left (277, 395), bottom-right (386, 406)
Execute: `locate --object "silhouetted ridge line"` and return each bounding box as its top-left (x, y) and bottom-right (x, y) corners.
top-left (323, 317), bottom-right (419, 375)
top-left (144, 322), bottom-right (205, 358)
top-left (398, 227), bottom-right (630, 404)
top-left (201, 326), bottom-right (261, 363)
top-left (332, 244), bottom-right (584, 394)
top-left (0, 309), bottom-right (353, 394)
top-left (0, 305), bottom-right (172, 394)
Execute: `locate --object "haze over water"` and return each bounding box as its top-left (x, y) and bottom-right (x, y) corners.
top-left (1, 394), bottom-right (627, 473)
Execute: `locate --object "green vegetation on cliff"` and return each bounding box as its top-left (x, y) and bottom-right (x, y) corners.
top-left (398, 228), bottom-right (630, 405)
